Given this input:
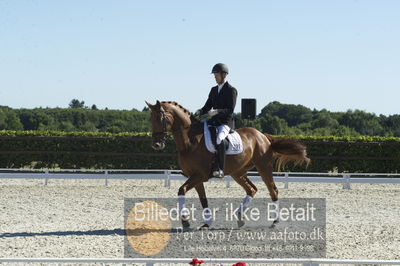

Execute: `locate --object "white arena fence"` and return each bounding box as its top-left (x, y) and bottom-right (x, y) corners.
top-left (0, 168), bottom-right (399, 189)
top-left (0, 257), bottom-right (399, 265)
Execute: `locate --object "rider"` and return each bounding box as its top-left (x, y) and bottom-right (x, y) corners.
top-left (195, 63), bottom-right (238, 178)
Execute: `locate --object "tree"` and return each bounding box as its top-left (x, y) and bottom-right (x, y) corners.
top-left (91, 104), bottom-right (98, 110)
top-left (59, 121), bottom-right (76, 132)
top-left (311, 112), bottom-right (339, 129)
top-left (69, 99), bottom-right (86, 109)
top-left (260, 115), bottom-right (289, 135)
top-left (381, 115), bottom-right (400, 137)
top-left (338, 110), bottom-right (383, 136)
top-left (0, 107), bottom-right (23, 130)
top-left (18, 109), bottom-right (54, 130)
top-left (0, 109), bottom-right (6, 129)
top-left (260, 101), bottom-right (313, 126)
top-left (332, 125), bottom-right (360, 137)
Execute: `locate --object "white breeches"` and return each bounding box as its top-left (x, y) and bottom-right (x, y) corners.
top-left (216, 125), bottom-right (230, 145)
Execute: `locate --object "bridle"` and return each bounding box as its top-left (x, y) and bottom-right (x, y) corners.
top-left (152, 111), bottom-right (169, 144)
top-left (152, 110), bottom-right (191, 145)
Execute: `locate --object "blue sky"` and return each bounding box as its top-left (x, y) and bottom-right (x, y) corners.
top-left (0, 0), bottom-right (399, 115)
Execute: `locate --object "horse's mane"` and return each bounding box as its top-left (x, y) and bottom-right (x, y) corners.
top-left (160, 101), bottom-right (202, 141)
top-left (161, 101), bottom-right (191, 115)
top-left (161, 101), bottom-right (202, 123)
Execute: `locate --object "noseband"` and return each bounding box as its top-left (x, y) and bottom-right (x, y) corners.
top-left (152, 110), bottom-right (191, 145)
top-left (152, 111), bottom-right (169, 144)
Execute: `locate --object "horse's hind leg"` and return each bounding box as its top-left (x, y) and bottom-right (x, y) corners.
top-left (254, 152), bottom-right (280, 226)
top-left (231, 171), bottom-right (258, 197)
top-left (194, 182), bottom-right (212, 230)
top-left (231, 172), bottom-right (258, 227)
top-left (254, 152), bottom-right (278, 201)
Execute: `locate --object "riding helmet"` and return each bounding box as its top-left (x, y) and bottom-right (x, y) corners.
top-left (211, 63), bottom-right (229, 74)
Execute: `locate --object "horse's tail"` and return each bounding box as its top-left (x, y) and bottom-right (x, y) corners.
top-left (264, 134), bottom-right (311, 172)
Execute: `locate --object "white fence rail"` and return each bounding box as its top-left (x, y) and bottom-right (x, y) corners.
top-left (0, 257), bottom-right (399, 265)
top-left (0, 168), bottom-right (399, 189)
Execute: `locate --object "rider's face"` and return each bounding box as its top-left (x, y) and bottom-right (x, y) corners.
top-left (214, 73), bottom-right (225, 85)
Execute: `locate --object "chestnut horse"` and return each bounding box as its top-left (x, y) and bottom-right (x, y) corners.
top-left (146, 100), bottom-right (310, 229)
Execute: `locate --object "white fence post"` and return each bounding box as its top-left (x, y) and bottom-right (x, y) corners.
top-left (342, 174), bottom-right (351, 190)
top-left (164, 170), bottom-right (171, 187)
top-left (44, 169), bottom-right (49, 185)
top-left (226, 176), bottom-right (231, 188)
top-left (284, 172), bottom-right (289, 189)
top-left (104, 170), bottom-right (109, 186)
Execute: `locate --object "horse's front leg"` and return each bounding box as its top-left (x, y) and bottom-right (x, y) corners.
top-left (178, 177), bottom-right (204, 229)
top-left (194, 182), bottom-right (212, 230)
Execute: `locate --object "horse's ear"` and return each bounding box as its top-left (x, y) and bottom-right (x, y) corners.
top-left (145, 101), bottom-right (154, 109)
top-left (155, 100), bottom-right (162, 111)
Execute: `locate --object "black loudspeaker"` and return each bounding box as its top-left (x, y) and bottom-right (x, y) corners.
top-left (241, 98), bottom-right (256, 120)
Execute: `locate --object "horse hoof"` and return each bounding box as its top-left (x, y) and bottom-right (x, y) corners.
top-left (199, 224), bottom-right (210, 230)
top-left (237, 220), bottom-right (245, 228)
top-left (181, 220), bottom-right (190, 229)
top-left (269, 220), bottom-right (279, 228)
top-left (237, 212), bottom-right (245, 228)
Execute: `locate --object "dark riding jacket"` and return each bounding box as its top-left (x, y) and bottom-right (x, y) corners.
top-left (200, 81), bottom-right (237, 129)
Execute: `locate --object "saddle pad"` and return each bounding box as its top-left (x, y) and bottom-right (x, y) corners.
top-left (203, 121), bottom-right (243, 155)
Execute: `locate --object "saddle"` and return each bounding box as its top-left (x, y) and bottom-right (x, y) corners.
top-left (208, 126), bottom-right (231, 151)
top-left (203, 121), bottom-right (243, 155)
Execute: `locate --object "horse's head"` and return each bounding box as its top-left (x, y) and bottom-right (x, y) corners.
top-left (146, 100), bottom-right (174, 150)
top-left (146, 100), bottom-right (194, 150)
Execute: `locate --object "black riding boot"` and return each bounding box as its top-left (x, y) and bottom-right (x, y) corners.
top-left (212, 141), bottom-right (226, 178)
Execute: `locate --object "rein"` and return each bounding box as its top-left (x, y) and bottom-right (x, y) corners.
top-left (152, 111), bottom-right (191, 143)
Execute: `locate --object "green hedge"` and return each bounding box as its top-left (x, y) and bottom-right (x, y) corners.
top-left (0, 130), bottom-right (176, 169)
top-left (0, 130), bottom-right (399, 173)
top-left (282, 135), bottom-right (400, 173)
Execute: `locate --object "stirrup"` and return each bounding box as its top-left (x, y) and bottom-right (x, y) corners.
top-left (212, 169), bottom-right (224, 178)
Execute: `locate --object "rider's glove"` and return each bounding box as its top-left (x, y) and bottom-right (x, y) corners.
top-left (207, 109), bottom-right (219, 117)
top-left (194, 109), bottom-right (202, 116)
